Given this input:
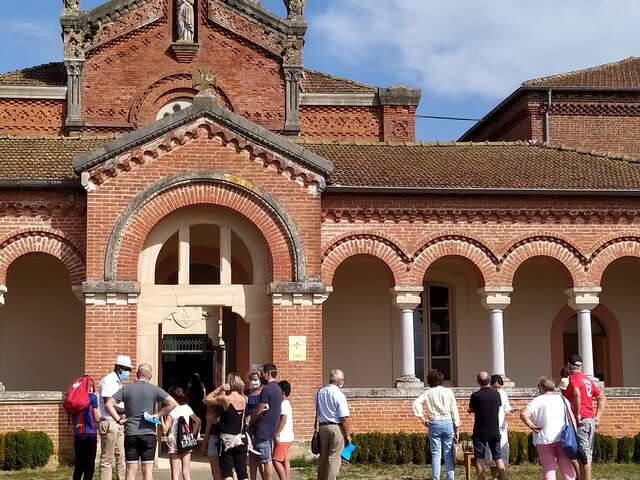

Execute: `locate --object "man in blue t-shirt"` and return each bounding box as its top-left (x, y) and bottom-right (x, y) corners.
top-left (249, 362), bottom-right (282, 480)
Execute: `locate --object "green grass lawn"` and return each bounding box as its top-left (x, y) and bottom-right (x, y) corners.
top-left (0, 467), bottom-right (73, 480)
top-left (295, 462), bottom-right (640, 479)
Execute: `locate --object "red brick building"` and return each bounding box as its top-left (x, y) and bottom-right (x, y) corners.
top-left (1, 0), bottom-right (640, 463)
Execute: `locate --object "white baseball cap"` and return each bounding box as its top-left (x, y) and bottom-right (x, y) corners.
top-left (115, 355), bottom-right (133, 369)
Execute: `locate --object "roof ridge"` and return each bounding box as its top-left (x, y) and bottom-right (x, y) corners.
top-left (303, 69), bottom-right (377, 90)
top-left (522, 56), bottom-right (639, 86)
top-left (298, 139), bottom-right (532, 147)
top-left (531, 141), bottom-right (640, 164)
top-left (0, 61), bottom-right (64, 78)
top-left (0, 135), bottom-right (115, 140)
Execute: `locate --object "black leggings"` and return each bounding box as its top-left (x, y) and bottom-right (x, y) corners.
top-left (220, 444), bottom-right (247, 479)
top-left (73, 435), bottom-right (97, 480)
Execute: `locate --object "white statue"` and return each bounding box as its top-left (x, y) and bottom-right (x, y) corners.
top-left (284, 0), bottom-right (305, 18)
top-left (176, 0), bottom-right (195, 42)
top-left (63, 0), bottom-right (80, 13)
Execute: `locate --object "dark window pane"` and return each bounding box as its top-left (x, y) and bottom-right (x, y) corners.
top-left (415, 359), bottom-right (424, 382)
top-left (432, 358), bottom-right (451, 381)
top-left (431, 334), bottom-right (450, 357)
top-left (414, 330), bottom-right (424, 356)
top-left (430, 309), bottom-right (449, 332)
top-left (429, 285), bottom-right (449, 308)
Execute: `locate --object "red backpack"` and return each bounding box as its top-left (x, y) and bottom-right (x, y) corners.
top-left (64, 375), bottom-right (94, 415)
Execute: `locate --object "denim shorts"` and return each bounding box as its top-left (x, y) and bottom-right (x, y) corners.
top-left (252, 439), bottom-right (273, 464)
top-left (207, 434), bottom-right (220, 457)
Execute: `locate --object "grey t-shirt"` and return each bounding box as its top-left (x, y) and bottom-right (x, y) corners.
top-left (112, 380), bottom-right (170, 436)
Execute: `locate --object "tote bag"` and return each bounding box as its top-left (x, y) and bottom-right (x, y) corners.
top-left (559, 396), bottom-right (587, 463)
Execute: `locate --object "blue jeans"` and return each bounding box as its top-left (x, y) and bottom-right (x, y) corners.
top-left (429, 419), bottom-right (455, 480)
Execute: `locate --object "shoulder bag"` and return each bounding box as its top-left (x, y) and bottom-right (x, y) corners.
top-left (311, 389), bottom-right (321, 455)
top-left (559, 395), bottom-right (586, 463)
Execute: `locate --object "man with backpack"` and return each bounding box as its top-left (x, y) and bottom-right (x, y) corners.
top-left (106, 363), bottom-right (177, 480)
top-left (98, 355), bottom-right (132, 480)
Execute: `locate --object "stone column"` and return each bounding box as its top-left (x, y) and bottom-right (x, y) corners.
top-left (283, 66), bottom-right (303, 133)
top-left (64, 59), bottom-right (84, 130)
top-left (178, 226), bottom-right (190, 285)
top-left (566, 287), bottom-right (601, 378)
top-left (220, 225), bottom-right (232, 285)
top-left (392, 286), bottom-right (424, 388)
top-left (480, 287), bottom-right (513, 384)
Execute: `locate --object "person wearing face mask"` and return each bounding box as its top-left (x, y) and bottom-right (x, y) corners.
top-left (98, 355), bottom-right (132, 480)
top-left (316, 369), bottom-right (351, 480)
top-left (245, 369), bottom-right (263, 480)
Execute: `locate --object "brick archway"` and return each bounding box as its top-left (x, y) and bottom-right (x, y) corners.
top-left (0, 231), bottom-right (85, 285)
top-left (587, 237), bottom-right (640, 285)
top-left (499, 238), bottom-right (585, 287)
top-left (550, 304), bottom-right (623, 386)
top-left (105, 171), bottom-right (305, 283)
top-left (321, 234), bottom-right (408, 286)
top-left (409, 236), bottom-right (498, 286)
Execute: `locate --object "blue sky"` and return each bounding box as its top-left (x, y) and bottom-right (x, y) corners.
top-left (2, 0), bottom-right (640, 140)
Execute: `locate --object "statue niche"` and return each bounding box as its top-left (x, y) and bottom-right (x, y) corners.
top-left (176, 0), bottom-right (195, 43)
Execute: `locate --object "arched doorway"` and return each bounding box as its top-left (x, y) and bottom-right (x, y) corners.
top-left (0, 253), bottom-right (84, 390)
top-left (563, 314), bottom-right (608, 383)
top-left (551, 304), bottom-right (623, 386)
top-left (137, 204), bottom-right (271, 396)
top-left (322, 254), bottom-right (395, 388)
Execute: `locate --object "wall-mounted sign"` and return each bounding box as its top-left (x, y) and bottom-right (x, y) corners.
top-left (288, 335), bottom-right (307, 361)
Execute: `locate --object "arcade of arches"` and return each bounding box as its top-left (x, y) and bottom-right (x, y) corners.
top-left (322, 250), bottom-right (640, 389)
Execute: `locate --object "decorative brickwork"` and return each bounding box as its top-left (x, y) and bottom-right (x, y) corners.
top-left (0, 99), bottom-right (65, 136)
top-left (300, 105), bottom-right (381, 141)
top-left (0, 231), bottom-right (85, 285)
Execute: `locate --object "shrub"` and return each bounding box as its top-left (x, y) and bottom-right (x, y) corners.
top-left (395, 433), bottom-right (413, 465)
top-left (0, 431), bottom-right (53, 470)
top-left (508, 431), bottom-right (521, 464)
top-left (593, 432), bottom-right (618, 463)
top-left (634, 433), bottom-right (640, 464)
top-left (410, 433), bottom-right (427, 465)
top-left (381, 434), bottom-right (397, 464)
top-left (617, 437), bottom-right (635, 464)
top-left (0, 433), bottom-right (4, 470)
top-left (526, 433), bottom-right (538, 464)
top-left (459, 432), bottom-right (472, 442)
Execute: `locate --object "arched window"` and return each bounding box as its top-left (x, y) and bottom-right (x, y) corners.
top-left (156, 98), bottom-right (194, 120)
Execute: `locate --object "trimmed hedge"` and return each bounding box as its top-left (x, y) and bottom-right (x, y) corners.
top-left (0, 431), bottom-right (53, 471)
top-left (349, 431), bottom-right (639, 465)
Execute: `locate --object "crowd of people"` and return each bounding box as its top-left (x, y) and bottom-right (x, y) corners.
top-left (70, 358), bottom-right (298, 480)
top-left (412, 354), bottom-right (606, 480)
top-left (68, 353), bottom-right (606, 480)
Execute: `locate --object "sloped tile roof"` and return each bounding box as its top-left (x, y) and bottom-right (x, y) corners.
top-left (301, 70), bottom-right (377, 94)
top-left (0, 136), bottom-right (111, 180)
top-left (2, 136), bottom-right (640, 192)
top-left (0, 62), bottom-right (66, 87)
top-left (523, 57), bottom-right (640, 88)
top-left (302, 141), bottom-right (640, 191)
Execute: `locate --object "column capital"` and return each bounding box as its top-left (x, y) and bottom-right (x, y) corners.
top-left (566, 286), bottom-right (601, 311)
top-left (480, 286), bottom-right (513, 310)
top-left (391, 286), bottom-right (423, 310)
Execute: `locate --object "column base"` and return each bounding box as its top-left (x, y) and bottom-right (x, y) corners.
top-left (396, 376), bottom-right (424, 389)
top-left (498, 375), bottom-right (515, 388)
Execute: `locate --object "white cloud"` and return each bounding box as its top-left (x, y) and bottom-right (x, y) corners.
top-left (313, 0), bottom-right (640, 99)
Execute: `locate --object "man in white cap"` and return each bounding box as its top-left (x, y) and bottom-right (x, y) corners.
top-left (98, 355), bottom-right (132, 480)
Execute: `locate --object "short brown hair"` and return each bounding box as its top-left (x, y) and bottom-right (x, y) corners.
top-left (426, 369), bottom-right (444, 388)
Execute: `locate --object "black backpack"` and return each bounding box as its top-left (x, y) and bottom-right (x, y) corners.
top-left (176, 415), bottom-right (198, 453)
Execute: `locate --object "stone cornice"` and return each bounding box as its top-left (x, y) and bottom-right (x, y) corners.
top-left (342, 387), bottom-right (640, 399)
top-left (321, 206), bottom-right (640, 224)
top-left (0, 86), bottom-right (67, 100)
top-left (300, 93), bottom-right (378, 107)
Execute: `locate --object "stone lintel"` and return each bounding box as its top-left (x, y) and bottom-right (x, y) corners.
top-left (83, 280), bottom-right (140, 305)
top-left (378, 86), bottom-right (422, 106)
top-left (391, 286), bottom-right (423, 310)
top-left (0, 391), bottom-right (64, 404)
top-left (480, 286), bottom-right (513, 310)
top-left (566, 286), bottom-right (601, 311)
